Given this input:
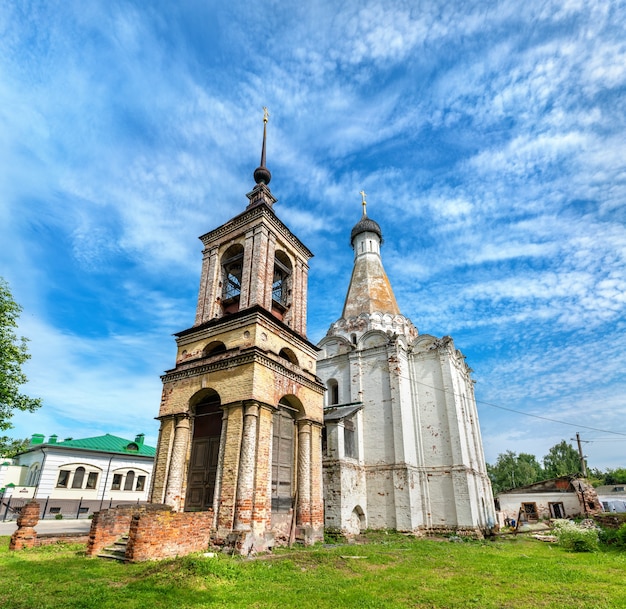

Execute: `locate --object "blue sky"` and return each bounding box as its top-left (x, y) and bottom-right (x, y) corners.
top-left (2, 1), bottom-right (625, 470)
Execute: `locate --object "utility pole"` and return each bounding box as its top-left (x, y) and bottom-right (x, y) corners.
top-left (574, 432), bottom-right (588, 478)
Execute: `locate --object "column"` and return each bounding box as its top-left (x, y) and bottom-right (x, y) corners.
top-left (164, 416), bottom-right (190, 511)
top-left (296, 420), bottom-right (312, 526)
top-left (233, 401), bottom-right (259, 531)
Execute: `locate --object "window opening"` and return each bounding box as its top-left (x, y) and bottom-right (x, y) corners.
top-left (136, 475), bottom-right (147, 491)
top-left (272, 252), bottom-right (292, 308)
top-left (124, 470), bottom-right (135, 491)
top-left (111, 474), bottom-right (122, 490)
top-left (56, 470), bottom-right (70, 488)
top-left (344, 415), bottom-right (356, 459)
top-left (72, 467), bottom-right (85, 489)
top-left (328, 379), bottom-right (339, 405)
top-left (86, 472), bottom-right (99, 489)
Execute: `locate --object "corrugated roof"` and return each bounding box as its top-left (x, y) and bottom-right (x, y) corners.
top-left (35, 434), bottom-right (155, 457)
top-left (324, 403), bottom-right (363, 421)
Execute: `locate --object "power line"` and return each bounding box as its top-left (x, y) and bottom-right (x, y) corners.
top-left (406, 376), bottom-right (626, 437)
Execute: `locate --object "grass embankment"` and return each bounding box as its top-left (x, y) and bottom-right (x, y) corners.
top-left (1, 532), bottom-right (625, 609)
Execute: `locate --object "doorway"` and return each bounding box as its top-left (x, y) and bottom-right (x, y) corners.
top-left (185, 391), bottom-right (222, 511)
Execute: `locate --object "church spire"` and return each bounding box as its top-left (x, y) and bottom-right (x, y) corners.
top-left (247, 107), bottom-right (276, 209)
top-left (342, 194), bottom-right (400, 319)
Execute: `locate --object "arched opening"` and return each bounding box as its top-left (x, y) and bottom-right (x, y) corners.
top-left (271, 396), bottom-right (299, 514)
top-left (347, 505), bottom-right (366, 535)
top-left (123, 470), bottom-right (135, 491)
top-left (327, 379), bottom-right (339, 405)
top-left (272, 250), bottom-right (292, 318)
top-left (71, 466), bottom-right (85, 489)
top-left (185, 389), bottom-right (223, 511)
top-left (278, 347), bottom-right (298, 366)
top-left (221, 244), bottom-right (244, 314)
top-left (203, 341), bottom-right (227, 357)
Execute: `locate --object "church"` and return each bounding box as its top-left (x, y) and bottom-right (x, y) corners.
top-left (318, 198), bottom-right (496, 536)
top-left (149, 113), bottom-right (495, 551)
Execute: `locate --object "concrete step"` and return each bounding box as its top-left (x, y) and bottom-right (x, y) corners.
top-left (97, 536), bottom-right (129, 562)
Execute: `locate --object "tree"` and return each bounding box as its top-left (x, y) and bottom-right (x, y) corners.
top-left (487, 450), bottom-right (544, 494)
top-left (0, 436), bottom-right (30, 458)
top-left (0, 277), bottom-right (41, 431)
top-left (542, 440), bottom-right (582, 478)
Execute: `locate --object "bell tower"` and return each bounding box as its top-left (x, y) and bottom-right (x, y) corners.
top-left (150, 110), bottom-right (325, 552)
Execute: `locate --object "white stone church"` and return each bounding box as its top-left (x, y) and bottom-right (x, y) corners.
top-left (317, 200), bottom-right (496, 536)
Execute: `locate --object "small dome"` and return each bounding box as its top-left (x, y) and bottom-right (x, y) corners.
top-left (351, 214), bottom-right (382, 245)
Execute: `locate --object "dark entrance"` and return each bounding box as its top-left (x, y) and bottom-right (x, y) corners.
top-left (185, 391), bottom-right (222, 511)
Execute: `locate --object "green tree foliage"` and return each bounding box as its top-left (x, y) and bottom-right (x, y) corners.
top-left (0, 277), bottom-right (41, 431)
top-left (542, 440), bottom-right (582, 478)
top-left (0, 435), bottom-right (30, 457)
top-left (487, 450), bottom-right (544, 494)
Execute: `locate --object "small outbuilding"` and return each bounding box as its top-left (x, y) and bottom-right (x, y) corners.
top-left (495, 476), bottom-right (601, 524)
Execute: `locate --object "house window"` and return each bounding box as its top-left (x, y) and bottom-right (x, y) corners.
top-left (111, 474), bottom-right (122, 490)
top-left (124, 470), bottom-right (135, 491)
top-left (72, 467), bottom-right (85, 488)
top-left (549, 502), bottom-right (565, 519)
top-left (25, 463), bottom-right (40, 486)
top-left (521, 502), bottom-right (538, 521)
top-left (136, 475), bottom-right (146, 492)
top-left (344, 415), bottom-right (356, 459)
top-left (56, 470), bottom-right (70, 488)
top-left (86, 472), bottom-right (99, 489)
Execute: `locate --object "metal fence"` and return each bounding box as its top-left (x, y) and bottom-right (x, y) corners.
top-left (0, 495), bottom-right (150, 521)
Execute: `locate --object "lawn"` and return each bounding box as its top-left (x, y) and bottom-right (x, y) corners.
top-left (1, 533), bottom-right (625, 609)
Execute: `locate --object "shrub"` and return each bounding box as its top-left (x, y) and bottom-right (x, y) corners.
top-left (54, 513), bottom-right (63, 520)
top-left (552, 519), bottom-right (599, 552)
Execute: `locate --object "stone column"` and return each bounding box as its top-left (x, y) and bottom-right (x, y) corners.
top-left (296, 420), bottom-right (312, 527)
top-left (164, 416), bottom-right (190, 511)
top-left (10, 500), bottom-right (40, 550)
top-left (212, 408), bottom-right (229, 528)
top-left (309, 422), bottom-right (324, 532)
top-left (233, 401), bottom-right (259, 531)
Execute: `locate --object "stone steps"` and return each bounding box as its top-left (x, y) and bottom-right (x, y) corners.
top-left (97, 536), bottom-right (129, 562)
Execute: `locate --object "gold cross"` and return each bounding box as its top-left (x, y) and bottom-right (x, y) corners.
top-left (360, 190), bottom-right (367, 214)
top-left (263, 107), bottom-right (269, 123)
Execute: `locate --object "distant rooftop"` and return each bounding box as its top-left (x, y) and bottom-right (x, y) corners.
top-left (25, 433), bottom-right (155, 457)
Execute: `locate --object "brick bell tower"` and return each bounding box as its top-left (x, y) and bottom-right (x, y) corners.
top-left (150, 109), bottom-right (325, 552)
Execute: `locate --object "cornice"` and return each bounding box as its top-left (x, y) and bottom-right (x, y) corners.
top-left (161, 347), bottom-right (325, 394)
top-left (199, 202), bottom-right (313, 261)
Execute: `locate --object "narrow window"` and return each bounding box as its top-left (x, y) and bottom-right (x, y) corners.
top-left (344, 415), bottom-right (356, 459)
top-left (111, 474), bottom-right (122, 490)
top-left (85, 472), bottom-right (99, 489)
top-left (351, 333), bottom-right (357, 345)
top-left (221, 244), bottom-right (245, 311)
top-left (56, 470), bottom-right (70, 488)
top-left (124, 470), bottom-right (135, 491)
top-left (72, 466), bottom-right (85, 488)
top-left (328, 379), bottom-right (339, 405)
top-left (136, 475), bottom-right (146, 492)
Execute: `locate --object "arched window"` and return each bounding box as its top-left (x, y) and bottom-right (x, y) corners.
top-left (26, 463), bottom-right (40, 486)
top-left (124, 470), bottom-right (135, 491)
top-left (204, 341), bottom-right (226, 356)
top-left (272, 251), bottom-right (292, 308)
top-left (327, 379), bottom-right (339, 405)
top-left (221, 244), bottom-right (244, 311)
top-left (72, 467), bottom-right (85, 489)
top-left (279, 348), bottom-right (298, 366)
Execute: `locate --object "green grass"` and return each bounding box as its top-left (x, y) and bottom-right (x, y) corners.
top-left (1, 534), bottom-right (625, 608)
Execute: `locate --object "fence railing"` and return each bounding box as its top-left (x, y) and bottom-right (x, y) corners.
top-left (0, 496), bottom-right (150, 521)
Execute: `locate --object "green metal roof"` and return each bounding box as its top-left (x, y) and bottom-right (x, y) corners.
top-left (35, 434), bottom-right (155, 457)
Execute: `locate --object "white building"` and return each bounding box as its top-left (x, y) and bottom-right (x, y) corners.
top-left (0, 433), bottom-right (155, 515)
top-left (317, 203), bottom-right (496, 536)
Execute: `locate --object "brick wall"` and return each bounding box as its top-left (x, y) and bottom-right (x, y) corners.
top-left (9, 500), bottom-right (40, 550)
top-left (126, 509), bottom-right (214, 561)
